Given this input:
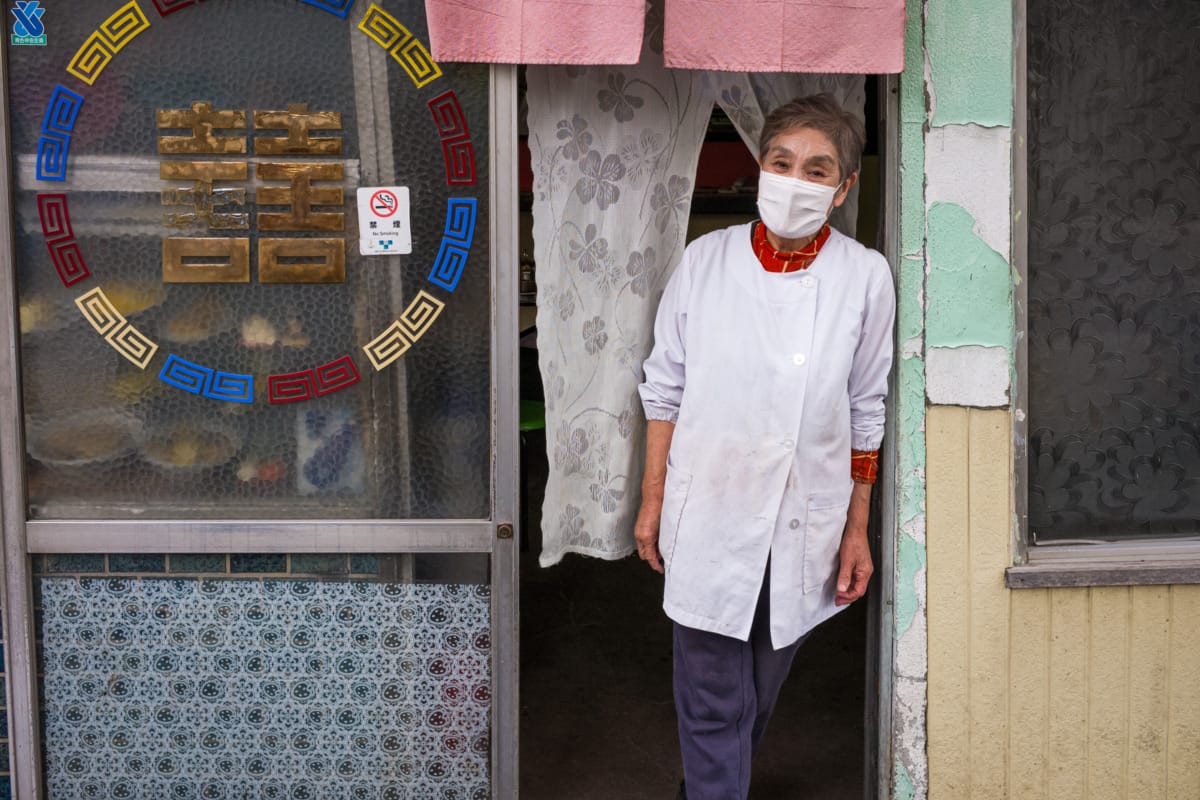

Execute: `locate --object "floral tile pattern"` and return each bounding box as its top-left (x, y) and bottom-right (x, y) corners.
top-left (39, 577), bottom-right (491, 799)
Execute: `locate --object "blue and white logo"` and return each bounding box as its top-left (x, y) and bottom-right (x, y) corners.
top-left (11, 1), bottom-right (47, 46)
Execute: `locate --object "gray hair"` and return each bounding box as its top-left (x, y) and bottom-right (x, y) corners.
top-left (757, 93), bottom-right (866, 182)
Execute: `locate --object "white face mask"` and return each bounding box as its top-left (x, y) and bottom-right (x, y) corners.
top-left (756, 170), bottom-right (841, 241)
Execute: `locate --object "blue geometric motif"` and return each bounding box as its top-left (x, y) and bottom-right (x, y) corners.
top-left (37, 86), bottom-right (84, 182)
top-left (159, 354), bottom-right (254, 404)
top-left (296, 0), bottom-right (356, 18)
top-left (428, 198), bottom-right (477, 292)
top-left (39, 578), bottom-right (492, 799)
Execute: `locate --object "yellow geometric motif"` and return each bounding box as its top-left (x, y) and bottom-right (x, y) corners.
top-left (75, 287), bottom-right (159, 369)
top-left (362, 290), bottom-right (445, 371)
top-left (67, 1), bottom-right (151, 86)
top-left (105, 324), bottom-right (158, 369)
top-left (357, 4), bottom-right (442, 89)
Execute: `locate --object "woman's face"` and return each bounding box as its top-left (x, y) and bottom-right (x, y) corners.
top-left (761, 126), bottom-right (855, 207)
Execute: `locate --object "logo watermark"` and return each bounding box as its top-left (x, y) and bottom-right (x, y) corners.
top-left (11, 0), bottom-right (46, 46)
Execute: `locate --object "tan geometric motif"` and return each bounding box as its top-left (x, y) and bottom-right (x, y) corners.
top-left (362, 322), bottom-right (413, 371)
top-left (75, 287), bottom-right (123, 335)
top-left (362, 290), bottom-right (445, 371)
top-left (105, 322), bottom-right (159, 369)
top-left (397, 290), bottom-right (445, 339)
top-left (75, 287), bottom-right (159, 369)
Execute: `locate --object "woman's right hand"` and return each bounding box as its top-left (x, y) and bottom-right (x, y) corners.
top-left (635, 419), bottom-right (676, 574)
top-left (633, 497), bottom-right (664, 573)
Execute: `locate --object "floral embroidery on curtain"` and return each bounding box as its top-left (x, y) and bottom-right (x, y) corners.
top-left (528, 27), bottom-right (866, 564)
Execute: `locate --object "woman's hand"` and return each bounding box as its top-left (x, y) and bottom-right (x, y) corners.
top-left (635, 420), bottom-right (676, 574)
top-left (835, 482), bottom-right (874, 605)
top-left (633, 498), bottom-right (664, 573)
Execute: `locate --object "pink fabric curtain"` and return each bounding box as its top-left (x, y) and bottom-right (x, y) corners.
top-left (665, 0), bottom-right (905, 73)
top-left (424, 0), bottom-right (904, 73)
top-left (424, 0), bottom-right (645, 65)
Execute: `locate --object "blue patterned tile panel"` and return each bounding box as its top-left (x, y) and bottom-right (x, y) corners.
top-left (168, 554), bottom-right (228, 574)
top-left (229, 554), bottom-right (287, 573)
top-left (108, 554), bottom-right (166, 573)
top-left (288, 554), bottom-right (349, 576)
top-left (349, 555), bottom-right (380, 575)
top-left (38, 554), bottom-right (105, 574)
top-left (38, 577), bottom-right (491, 798)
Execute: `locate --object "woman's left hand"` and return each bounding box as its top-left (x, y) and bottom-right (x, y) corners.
top-left (835, 483), bottom-right (874, 605)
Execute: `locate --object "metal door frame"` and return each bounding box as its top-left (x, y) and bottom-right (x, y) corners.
top-left (0, 31), bottom-right (521, 799)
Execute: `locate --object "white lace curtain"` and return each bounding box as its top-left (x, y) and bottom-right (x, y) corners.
top-left (528, 38), bottom-right (864, 566)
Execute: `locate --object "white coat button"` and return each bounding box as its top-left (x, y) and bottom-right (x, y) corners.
top-left (792, 353), bottom-right (807, 366)
top-left (789, 518), bottom-right (800, 529)
top-left (783, 439), bottom-right (795, 449)
top-left (801, 276), bottom-right (816, 288)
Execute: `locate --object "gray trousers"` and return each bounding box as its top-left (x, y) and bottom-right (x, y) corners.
top-left (673, 571), bottom-right (806, 800)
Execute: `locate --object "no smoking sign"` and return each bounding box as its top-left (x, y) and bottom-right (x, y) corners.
top-left (356, 186), bottom-right (412, 255)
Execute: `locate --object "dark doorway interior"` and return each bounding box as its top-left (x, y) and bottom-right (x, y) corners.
top-left (515, 83), bottom-right (882, 798)
top-left (517, 425), bottom-right (867, 800)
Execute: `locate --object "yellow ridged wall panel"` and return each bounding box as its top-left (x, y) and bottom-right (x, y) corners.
top-left (927, 407), bottom-right (971, 800)
top-left (1167, 587), bottom-right (1200, 795)
top-left (1008, 587), bottom-right (1048, 800)
top-left (1046, 588), bottom-right (1089, 799)
top-left (927, 406), bottom-right (1200, 800)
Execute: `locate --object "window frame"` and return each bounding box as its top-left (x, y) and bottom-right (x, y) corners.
top-left (1008, 0), bottom-right (1200, 589)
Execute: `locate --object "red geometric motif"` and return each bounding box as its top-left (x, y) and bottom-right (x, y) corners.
top-left (268, 355), bottom-right (360, 404)
top-left (267, 371), bottom-right (317, 404)
top-left (315, 356), bottom-right (360, 395)
top-left (427, 91), bottom-right (476, 186)
top-left (150, 0), bottom-right (205, 16)
top-left (37, 193), bottom-right (90, 286)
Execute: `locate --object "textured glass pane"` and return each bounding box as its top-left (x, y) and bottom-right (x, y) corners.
top-left (38, 575), bottom-right (491, 799)
top-left (8, 0), bottom-right (490, 519)
top-left (1027, 1), bottom-right (1200, 540)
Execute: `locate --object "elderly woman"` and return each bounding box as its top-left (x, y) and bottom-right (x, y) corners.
top-left (634, 93), bottom-right (895, 800)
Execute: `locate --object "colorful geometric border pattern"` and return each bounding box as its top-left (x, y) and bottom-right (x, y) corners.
top-left (428, 198), bottom-right (476, 292)
top-left (357, 3), bottom-right (442, 88)
top-left (267, 355), bottom-right (361, 404)
top-left (74, 287), bottom-right (159, 369)
top-left (37, 194), bottom-right (91, 287)
top-left (37, 85), bottom-right (84, 182)
top-left (150, 0), bottom-right (205, 15)
top-left (297, 0), bottom-right (356, 18)
top-left (40, 2), bottom-right (480, 401)
top-left (428, 91), bottom-right (476, 185)
top-left (159, 354), bottom-right (253, 403)
top-left (66, 1), bottom-right (151, 86)
top-left (363, 291), bottom-right (446, 371)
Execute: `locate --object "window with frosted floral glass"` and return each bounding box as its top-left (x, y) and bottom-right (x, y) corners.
top-left (1027, 1), bottom-right (1200, 541)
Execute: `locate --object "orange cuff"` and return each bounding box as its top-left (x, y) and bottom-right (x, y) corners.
top-left (851, 449), bottom-right (879, 484)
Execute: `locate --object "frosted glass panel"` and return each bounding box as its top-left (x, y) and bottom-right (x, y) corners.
top-left (1027, 1), bottom-right (1200, 540)
top-left (8, 0), bottom-right (490, 519)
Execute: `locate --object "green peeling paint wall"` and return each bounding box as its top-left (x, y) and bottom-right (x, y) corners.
top-left (925, 202), bottom-right (1014, 349)
top-left (890, 0), bottom-right (1020, 794)
top-left (890, 0), bottom-right (929, 795)
top-left (925, 0), bottom-right (1013, 127)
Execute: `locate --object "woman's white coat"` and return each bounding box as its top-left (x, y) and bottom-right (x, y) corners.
top-left (639, 222), bottom-right (895, 648)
